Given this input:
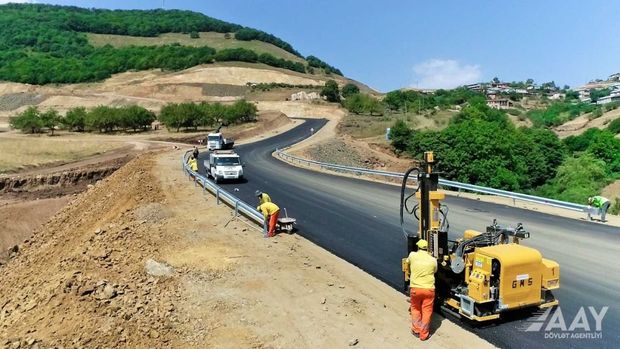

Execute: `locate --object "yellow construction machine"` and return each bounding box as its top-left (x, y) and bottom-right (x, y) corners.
top-left (400, 151), bottom-right (559, 322)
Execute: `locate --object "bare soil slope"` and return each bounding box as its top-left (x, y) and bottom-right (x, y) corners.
top-left (554, 108), bottom-right (620, 138)
top-left (0, 62), bottom-right (368, 130)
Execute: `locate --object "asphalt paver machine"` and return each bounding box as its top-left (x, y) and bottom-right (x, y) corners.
top-left (400, 151), bottom-right (559, 322)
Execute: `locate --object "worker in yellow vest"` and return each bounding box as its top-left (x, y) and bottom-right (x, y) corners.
top-left (255, 190), bottom-right (271, 205)
top-left (588, 196), bottom-right (611, 222)
top-left (404, 239), bottom-right (437, 341)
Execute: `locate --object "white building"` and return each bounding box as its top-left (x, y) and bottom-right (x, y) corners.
top-left (596, 91), bottom-right (620, 105)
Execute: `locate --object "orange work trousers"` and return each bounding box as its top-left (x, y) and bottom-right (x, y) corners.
top-left (267, 210), bottom-right (280, 237)
top-left (410, 287), bottom-right (435, 340)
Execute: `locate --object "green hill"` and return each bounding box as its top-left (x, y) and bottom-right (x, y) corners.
top-left (0, 3), bottom-right (342, 85)
top-left (87, 32), bottom-right (305, 64)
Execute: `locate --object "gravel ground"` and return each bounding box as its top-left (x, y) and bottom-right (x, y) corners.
top-left (305, 139), bottom-right (374, 168)
top-left (0, 93), bottom-right (47, 111)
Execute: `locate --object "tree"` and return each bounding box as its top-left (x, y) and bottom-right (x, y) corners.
top-left (63, 107), bottom-right (87, 131)
top-left (189, 31), bottom-right (200, 39)
top-left (320, 80), bottom-right (340, 103)
top-left (492, 77), bottom-right (500, 84)
top-left (341, 83), bottom-right (360, 98)
top-left (9, 106), bottom-right (43, 133)
top-left (40, 109), bottom-right (61, 135)
top-left (536, 154), bottom-right (608, 203)
top-left (389, 120), bottom-right (413, 154)
top-left (586, 130), bottom-right (620, 174)
top-left (590, 88), bottom-right (611, 103)
top-left (526, 78), bottom-right (534, 86)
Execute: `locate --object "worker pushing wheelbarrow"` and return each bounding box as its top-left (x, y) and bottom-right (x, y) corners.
top-left (255, 190), bottom-right (296, 237)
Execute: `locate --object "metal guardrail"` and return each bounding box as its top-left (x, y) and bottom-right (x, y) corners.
top-left (182, 151), bottom-right (268, 235)
top-left (275, 149), bottom-right (590, 214)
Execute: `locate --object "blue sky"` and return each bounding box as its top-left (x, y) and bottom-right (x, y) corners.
top-left (7, 0), bottom-right (620, 92)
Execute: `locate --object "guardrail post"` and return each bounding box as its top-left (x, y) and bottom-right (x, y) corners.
top-left (194, 175), bottom-right (197, 187)
top-left (263, 220), bottom-right (268, 238)
top-left (216, 189), bottom-right (220, 205)
top-left (234, 201), bottom-right (239, 217)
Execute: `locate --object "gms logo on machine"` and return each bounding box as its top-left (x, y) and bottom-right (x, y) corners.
top-left (512, 274), bottom-right (533, 288)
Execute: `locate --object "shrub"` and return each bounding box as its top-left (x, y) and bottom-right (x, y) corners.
top-left (341, 83), bottom-right (360, 98)
top-left (320, 80), bottom-right (340, 103)
top-left (536, 153), bottom-right (608, 203)
top-left (607, 118), bottom-right (620, 134)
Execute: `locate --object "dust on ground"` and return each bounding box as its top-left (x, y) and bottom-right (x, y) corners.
top-left (0, 150), bottom-right (493, 349)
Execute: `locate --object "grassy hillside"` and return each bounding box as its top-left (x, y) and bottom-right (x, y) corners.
top-left (0, 3), bottom-right (341, 85)
top-left (87, 32), bottom-right (305, 64)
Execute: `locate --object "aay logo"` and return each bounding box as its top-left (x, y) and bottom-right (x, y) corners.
top-left (523, 306), bottom-right (608, 340)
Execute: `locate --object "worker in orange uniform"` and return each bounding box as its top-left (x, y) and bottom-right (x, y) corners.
top-left (405, 239), bottom-right (437, 341)
top-left (257, 201), bottom-right (280, 237)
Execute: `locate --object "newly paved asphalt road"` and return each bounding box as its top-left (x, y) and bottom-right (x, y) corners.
top-left (198, 119), bottom-right (619, 349)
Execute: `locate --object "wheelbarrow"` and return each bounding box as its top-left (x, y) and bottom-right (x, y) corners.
top-left (277, 208), bottom-right (297, 233)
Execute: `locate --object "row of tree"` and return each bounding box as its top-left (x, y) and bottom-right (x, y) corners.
top-left (158, 100), bottom-right (257, 131)
top-left (306, 55), bottom-right (343, 76)
top-left (9, 105), bottom-right (157, 134)
top-left (9, 100), bottom-right (258, 134)
top-left (213, 48), bottom-right (306, 73)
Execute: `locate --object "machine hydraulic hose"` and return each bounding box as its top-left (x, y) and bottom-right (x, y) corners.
top-left (399, 167), bottom-right (420, 239)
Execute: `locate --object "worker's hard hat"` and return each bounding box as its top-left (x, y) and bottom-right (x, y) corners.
top-left (417, 239), bottom-right (428, 250)
top-left (255, 190), bottom-right (263, 197)
top-left (588, 197), bottom-right (593, 204)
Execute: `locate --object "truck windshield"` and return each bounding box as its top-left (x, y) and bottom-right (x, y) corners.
top-left (208, 136), bottom-right (220, 141)
top-left (215, 157), bottom-right (240, 166)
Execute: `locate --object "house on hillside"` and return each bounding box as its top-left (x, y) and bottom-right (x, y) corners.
top-left (608, 73), bottom-right (620, 81)
top-left (486, 94), bottom-right (513, 109)
top-left (548, 93), bottom-right (566, 100)
top-left (596, 91), bottom-right (620, 105)
top-left (290, 91), bottom-right (320, 101)
top-left (574, 86), bottom-right (591, 102)
top-left (466, 83), bottom-right (483, 91)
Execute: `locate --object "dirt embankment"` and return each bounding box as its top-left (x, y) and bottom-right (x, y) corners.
top-left (554, 108), bottom-right (620, 138)
top-left (0, 164), bottom-right (119, 196)
top-left (0, 155), bottom-right (133, 261)
top-left (0, 150), bottom-right (493, 349)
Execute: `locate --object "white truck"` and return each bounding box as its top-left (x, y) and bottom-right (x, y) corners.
top-left (205, 132), bottom-right (234, 151)
top-left (205, 150), bottom-right (244, 183)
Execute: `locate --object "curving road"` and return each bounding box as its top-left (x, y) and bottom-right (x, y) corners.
top-left (198, 119), bottom-right (620, 349)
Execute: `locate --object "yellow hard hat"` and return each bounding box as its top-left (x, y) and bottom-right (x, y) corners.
top-left (417, 239), bottom-right (428, 250)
